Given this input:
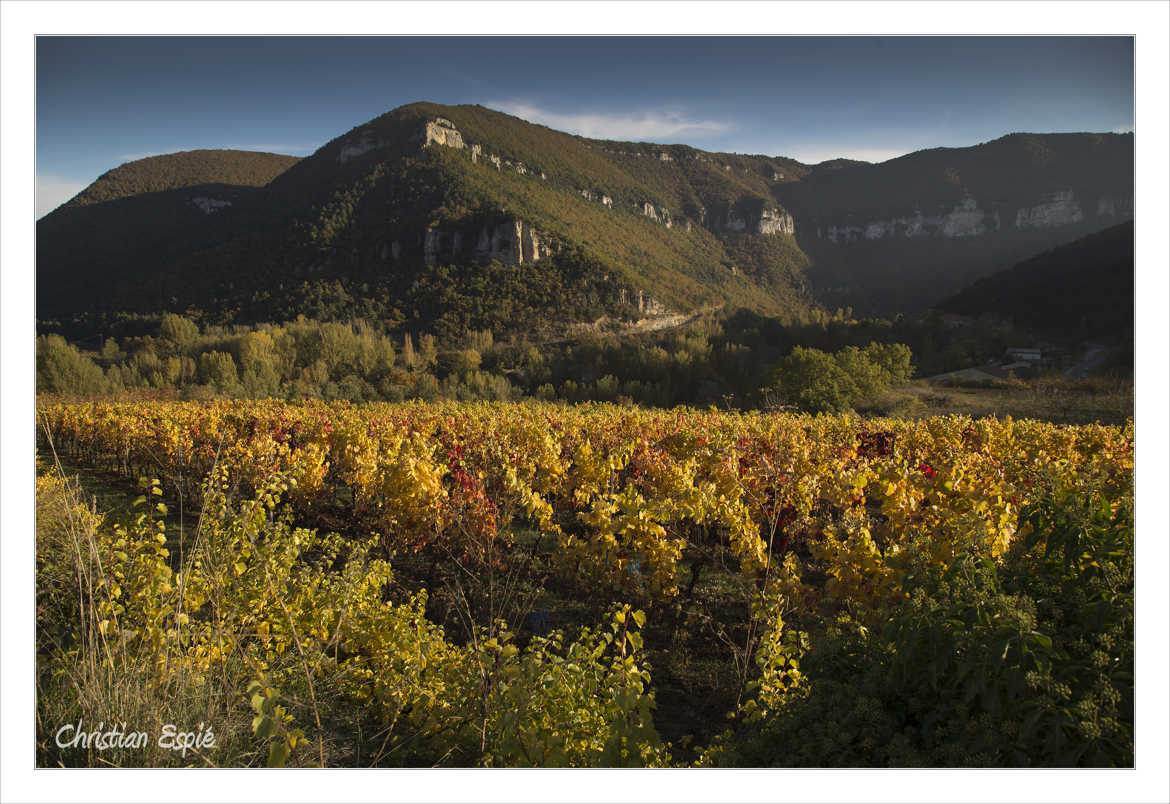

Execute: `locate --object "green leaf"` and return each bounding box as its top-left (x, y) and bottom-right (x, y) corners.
top-left (267, 741), bottom-right (291, 767)
top-left (253, 715), bottom-right (277, 740)
top-left (1029, 633), bottom-right (1053, 650)
top-left (631, 610), bottom-right (646, 628)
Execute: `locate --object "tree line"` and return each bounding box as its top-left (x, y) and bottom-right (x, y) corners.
top-left (36, 310), bottom-right (923, 412)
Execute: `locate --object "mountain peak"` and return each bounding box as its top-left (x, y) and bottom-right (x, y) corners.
top-left (62, 149), bottom-right (301, 210)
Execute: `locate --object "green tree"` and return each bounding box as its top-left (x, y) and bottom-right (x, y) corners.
top-left (158, 313), bottom-right (199, 355)
top-left (834, 346), bottom-right (886, 404)
top-left (774, 346), bottom-right (858, 413)
top-left (198, 350), bottom-right (241, 394)
top-left (36, 335), bottom-right (108, 395)
top-left (864, 342), bottom-right (914, 385)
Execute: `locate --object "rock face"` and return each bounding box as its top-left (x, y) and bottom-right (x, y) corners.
top-left (755, 208), bottom-right (795, 235)
top-left (836, 196), bottom-right (996, 239)
top-left (411, 115), bottom-right (802, 242)
top-left (817, 197), bottom-right (998, 243)
top-left (640, 202), bottom-right (672, 227)
top-left (190, 197), bottom-right (232, 214)
top-left (618, 288), bottom-right (668, 316)
top-left (710, 206), bottom-right (794, 235)
top-left (636, 290), bottom-right (667, 316)
top-left (419, 118), bottom-right (539, 182)
top-left (1014, 190), bottom-right (1083, 229)
top-left (420, 219), bottom-right (553, 266)
top-left (422, 117), bottom-right (464, 150)
top-left (811, 189), bottom-right (1129, 244)
top-left (1096, 195), bottom-right (1133, 219)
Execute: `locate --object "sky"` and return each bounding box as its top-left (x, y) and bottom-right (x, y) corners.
top-left (36, 36), bottom-right (1133, 218)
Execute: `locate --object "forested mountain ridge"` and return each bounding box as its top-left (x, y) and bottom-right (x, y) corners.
top-left (37, 102), bottom-right (1133, 338)
top-left (59, 149), bottom-right (301, 210)
top-left (938, 220), bottom-right (1134, 339)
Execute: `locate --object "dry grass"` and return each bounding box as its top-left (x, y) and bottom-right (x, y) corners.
top-left (869, 377), bottom-right (1133, 425)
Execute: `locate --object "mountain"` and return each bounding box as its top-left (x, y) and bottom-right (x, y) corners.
top-left (779, 133), bottom-right (1134, 315)
top-left (938, 220), bottom-right (1134, 338)
top-left (60, 149), bottom-right (302, 210)
top-left (36, 102), bottom-right (1133, 338)
top-left (37, 150), bottom-right (301, 332)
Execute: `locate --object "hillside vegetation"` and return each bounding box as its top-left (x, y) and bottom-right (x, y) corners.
top-left (940, 221), bottom-right (1134, 339)
top-left (63, 149), bottom-right (301, 209)
top-left (37, 102), bottom-right (1132, 339)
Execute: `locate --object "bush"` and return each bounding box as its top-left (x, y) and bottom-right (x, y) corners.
top-left (710, 486), bottom-right (1133, 767)
top-left (35, 463), bottom-right (668, 767)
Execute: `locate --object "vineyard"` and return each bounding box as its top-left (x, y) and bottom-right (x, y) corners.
top-left (35, 400), bottom-right (1134, 767)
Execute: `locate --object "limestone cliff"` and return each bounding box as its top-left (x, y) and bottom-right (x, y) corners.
top-left (414, 219), bottom-right (553, 266)
top-left (190, 197), bottom-right (232, 214)
top-left (1014, 191), bottom-right (1083, 229)
top-left (421, 117), bottom-right (465, 150)
top-left (810, 190), bottom-right (1129, 244)
top-left (711, 206), bottom-right (794, 236)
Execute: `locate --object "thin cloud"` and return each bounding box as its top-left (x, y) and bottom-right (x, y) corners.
top-left (489, 100), bottom-right (733, 142)
top-left (36, 174), bottom-right (89, 219)
top-left (1111, 125), bottom-right (1134, 134)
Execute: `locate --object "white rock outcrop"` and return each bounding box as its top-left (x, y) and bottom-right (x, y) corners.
top-left (755, 208), bottom-right (795, 235)
top-left (419, 219), bottom-right (553, 266)
top-left (422, 118), bottom-right (464, 150)
top-left (813, 188), bottom-right (1130, 244)
top-left (639, 202), bottom-right (672, 228)
top-left (1014, 190), bottom-right (1083, 229)
top-left (618, 288), bottom-right (669, 316)
top-left (190, 197), bottom-right (232, 214)
top-left (819, 197), bottom-right (996, 243)
top-left (1096, 195), bottom-right (1133, 219)
top-left (636, 290), bottom-right (667, 316)
top-left (940, 197), bottom-right (990, 237)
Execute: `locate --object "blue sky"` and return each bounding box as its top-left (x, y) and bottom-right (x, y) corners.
top-left (36, 36), bottom-right (1133, 218)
